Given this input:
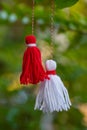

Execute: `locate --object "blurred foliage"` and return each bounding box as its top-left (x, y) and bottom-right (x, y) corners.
top-left (0, 0), bottom-right (87, 130)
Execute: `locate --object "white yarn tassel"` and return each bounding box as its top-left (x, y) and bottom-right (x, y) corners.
top-left (34, 60), bottom-right (71, 113)
top-left (34, 82), bottom-right (44, 110)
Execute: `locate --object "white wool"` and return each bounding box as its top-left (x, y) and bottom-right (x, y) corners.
top-left (45, 60), bottom-right (57, 71)
top-left (34, 60), bottom-right (71, 113)
top-left (27, 43), bottom-right (36, 47)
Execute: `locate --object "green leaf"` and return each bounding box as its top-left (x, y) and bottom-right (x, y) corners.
top-left (55, 0), bottom-right (79, 9)
top-left (36, 0), bottom-right (79, 9)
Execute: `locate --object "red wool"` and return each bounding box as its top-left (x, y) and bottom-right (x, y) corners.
top-left (25, 35), bottom-right (36, 44)
top-left (46, 70), bottom-right (56, 75)
top-left (45, 70), bottom-right (56, 80)
top-left (20, 35), bottom-right (46, 85)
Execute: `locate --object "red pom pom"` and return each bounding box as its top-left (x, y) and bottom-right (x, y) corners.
top-left (25, 35), bottom-right (36, 44)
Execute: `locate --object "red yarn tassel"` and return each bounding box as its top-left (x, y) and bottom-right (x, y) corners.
top-left (20, 35), bottom-right (46, 85)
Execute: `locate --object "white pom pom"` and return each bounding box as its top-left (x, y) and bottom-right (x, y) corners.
top-left (45, 60), bottom-right (57, 71)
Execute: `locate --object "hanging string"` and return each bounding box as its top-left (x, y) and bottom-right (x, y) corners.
top-left (32, 0), bottom-right (35, 35)
top-left (50, 0), bottom-right (55, 45)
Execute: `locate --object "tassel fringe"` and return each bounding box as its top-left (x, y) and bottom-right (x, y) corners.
top-left (34, 75), bottom-right (71, 113)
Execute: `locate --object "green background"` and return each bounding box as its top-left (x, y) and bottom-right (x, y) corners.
top-left (0, 0), bottom-right (87, 130)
